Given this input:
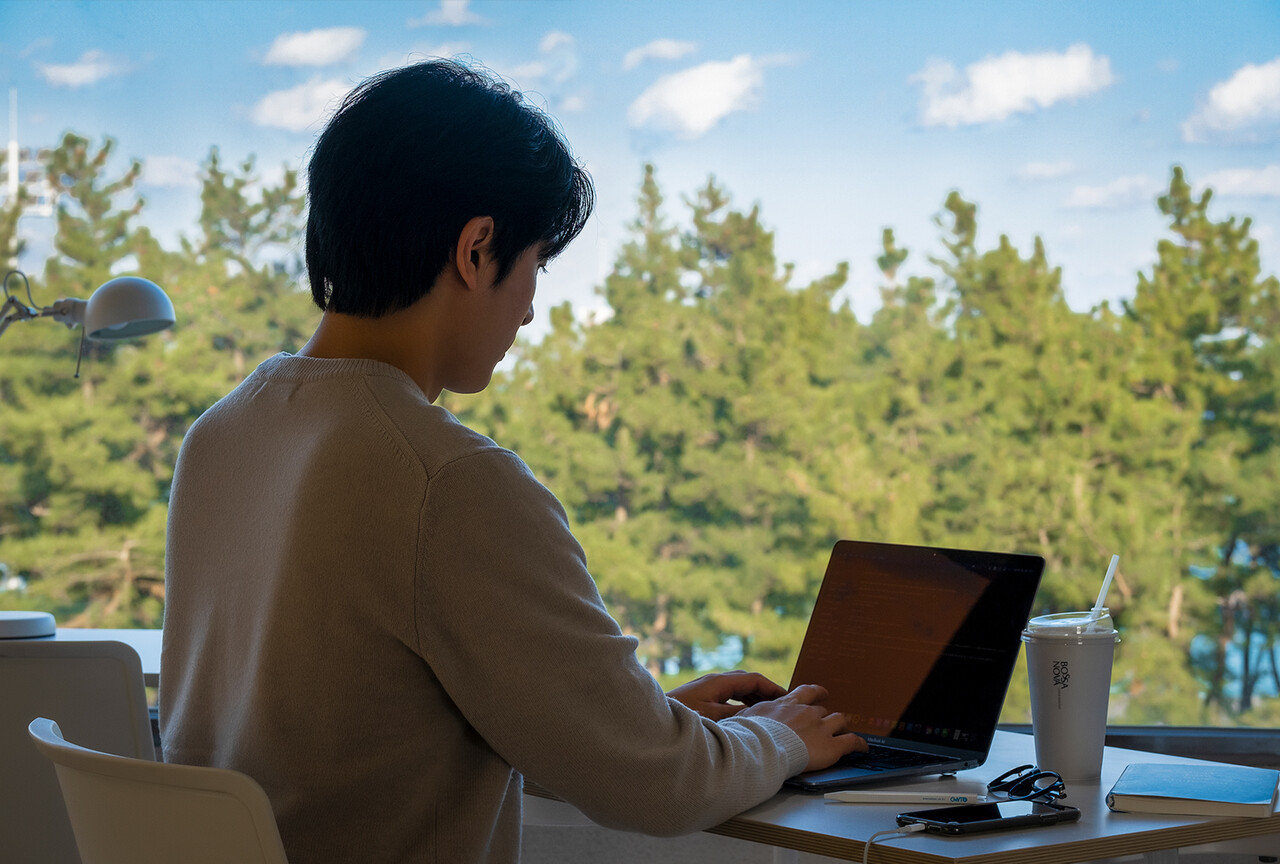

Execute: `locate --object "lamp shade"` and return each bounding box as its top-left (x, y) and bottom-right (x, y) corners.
top-left (82, 276), bottom-right (176, 340)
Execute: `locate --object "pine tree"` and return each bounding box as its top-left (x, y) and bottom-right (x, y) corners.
top-left (1125, 167), bottom-right (1280, 720)
top-left (0, 140), bottom-right (313, 627)
top-left (0, 134), bottom-right (166, 626)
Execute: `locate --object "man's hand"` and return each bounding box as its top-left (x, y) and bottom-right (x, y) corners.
top-left (738, 684), bottom-right (868, 772)
top-left (666, 671), bottom-right (788, 720)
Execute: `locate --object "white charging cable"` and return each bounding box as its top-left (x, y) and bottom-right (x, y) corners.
top-left (861, 822), bottom-right (927, 864)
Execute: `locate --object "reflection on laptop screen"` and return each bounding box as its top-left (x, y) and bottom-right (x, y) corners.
top-left (790, 541), bottom-right (1043, 754)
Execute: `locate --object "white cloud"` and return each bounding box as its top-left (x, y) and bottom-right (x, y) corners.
top-left (1182, 57), bottom-right (1280, 143)
top-left (560, 93), bottom-right (587, 113)
top-left (264, 27), bottom-right (365, 67)
top-left (1199, 164), bottom-right (1280, 197)
top-left (19, 38), bottom-right (54, 59)
top-left (250, 77), bottom-right (351, 133)
top-left (377, 42), bottom-right (472, 70)
top-left (509, 30), bottom-right (578, 86)
top-left (34, 49), bottom-right (126, 88)
top-left (141, 155), bottom-right (200, 189)
top-left (540, 31), bottom-right (573, 54)
top-left (1064, 175), bottom-right (1161, 210)
top-left (408, 0), bottom-right (486, 27)
top-left (912, 43), bottom-right (1113, 127)
top-left (419, 42), bottom-right (471, 59)
top-left (508, 61), bottom-right (541, 80)
top-left (623, 39), bottom-right (697, 71)
top-left (628, 54), bottom-right (771, 139)
top-left (1017, 161), bottom-right (1074, 181)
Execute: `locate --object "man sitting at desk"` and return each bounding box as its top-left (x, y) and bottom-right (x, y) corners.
top-left (159, 59), bottom-right (866, 864)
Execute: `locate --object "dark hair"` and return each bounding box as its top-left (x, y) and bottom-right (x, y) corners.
top-left (305, 60), bottom-right (594, 316)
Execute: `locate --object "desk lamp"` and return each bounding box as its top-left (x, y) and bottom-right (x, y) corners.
top-left (0, 269), bottom-right (176, 375)
top-left (0, 270), bottom-right (176, 635)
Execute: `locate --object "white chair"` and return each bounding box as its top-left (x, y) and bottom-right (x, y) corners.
top-left (1, 639), bottom-right (154, 864)
top-left (28, 717), bottom-right (290, 864)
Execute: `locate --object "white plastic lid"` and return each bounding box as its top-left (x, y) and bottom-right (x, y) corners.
top-left (1023, 609), bottom-right (1117, 639)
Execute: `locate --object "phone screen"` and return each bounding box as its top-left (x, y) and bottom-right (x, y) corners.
top-left (896, 800), bottom-right (1079, 835)
top-left (910, 801), bottom-right (1039, 822)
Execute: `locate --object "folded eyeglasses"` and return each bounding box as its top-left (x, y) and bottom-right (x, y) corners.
top-left (987, 764), bottom-right (1067, 802)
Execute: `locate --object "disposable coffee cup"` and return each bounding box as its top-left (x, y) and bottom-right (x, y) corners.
top-left (1022, 610), bottom-right (1119, 781)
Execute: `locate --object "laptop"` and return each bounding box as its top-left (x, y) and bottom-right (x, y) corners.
top-left (784, 540), bottom-right (1044, 792)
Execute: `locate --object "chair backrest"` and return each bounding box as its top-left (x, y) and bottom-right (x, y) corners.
top-left (28, 718), bottom-right (290, 864)
top-left (0, 639), bottom-right (154, 864)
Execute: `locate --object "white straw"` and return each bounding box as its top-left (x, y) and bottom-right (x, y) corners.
top-left (1093, 554), bottom-right (1119, 615)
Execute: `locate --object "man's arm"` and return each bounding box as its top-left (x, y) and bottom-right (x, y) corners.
top-left (415, 450), bottom-right (858, 834)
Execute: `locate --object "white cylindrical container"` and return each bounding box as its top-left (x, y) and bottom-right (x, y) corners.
top-left (1022, 610), bottom-right (1119, 781)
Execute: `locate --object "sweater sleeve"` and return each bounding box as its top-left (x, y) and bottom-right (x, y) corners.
top-left (414, 448), bottom-right (808, 835)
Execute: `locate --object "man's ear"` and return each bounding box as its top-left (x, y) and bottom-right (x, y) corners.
top-left (454, 216), bottom-right (496, 291)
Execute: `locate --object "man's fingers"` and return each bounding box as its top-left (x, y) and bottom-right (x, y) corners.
top-left (718, 671), bottom-right (787, 702)
top-left (830, 715), bottom-right (869, 751)
top-left (784, 683), bottom-right (830, 704)
top-left (839, 731), bottom-right (869, 754)
top-left (819, 714), bottom-right (868, 754)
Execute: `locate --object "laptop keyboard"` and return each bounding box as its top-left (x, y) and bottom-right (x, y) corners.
top-left (839, 743), bottom-right (943, 770)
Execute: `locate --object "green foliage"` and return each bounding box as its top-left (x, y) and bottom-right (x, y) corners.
top-left (454, 164), bottom-right (1279, 725)
top-left (0, 138), bottom-right (314, 625)
top-left (42, 134), bottom-right (143, 296)
top-left (1121, 166), bottom-right (1280, 720)
top-left (4, 140), bottom-right (1278, 727)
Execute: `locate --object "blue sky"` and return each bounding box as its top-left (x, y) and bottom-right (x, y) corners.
top-left (2, 0), bottom-right (1279, 336)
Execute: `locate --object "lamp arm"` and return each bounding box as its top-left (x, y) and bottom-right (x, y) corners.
top-left (0, 294), bottom-right (38, 341)
top-left (41, 298), bottom-right (87, 329)
top-left (0, 295), bottom-right (86, 342)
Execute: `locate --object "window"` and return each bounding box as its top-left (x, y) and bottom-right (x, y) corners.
top-left (2, 0), bottom-right (1278, 731)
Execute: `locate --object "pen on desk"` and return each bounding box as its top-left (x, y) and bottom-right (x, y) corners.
top-left (824, 791), bottom-right (991, 804)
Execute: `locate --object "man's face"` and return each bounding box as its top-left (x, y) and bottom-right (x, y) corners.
top-left (448, 243), bottom-right (541, 394)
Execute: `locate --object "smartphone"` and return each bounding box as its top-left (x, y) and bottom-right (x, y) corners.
top-left (895, 800), bottom-right (1081, 835)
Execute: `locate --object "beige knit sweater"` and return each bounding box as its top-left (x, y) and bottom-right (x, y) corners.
top-left (160, 354), bottom-right (806, 864)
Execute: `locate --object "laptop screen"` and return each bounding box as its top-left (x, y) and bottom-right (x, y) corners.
top-left (790, 540), bottom-right (1044, 755)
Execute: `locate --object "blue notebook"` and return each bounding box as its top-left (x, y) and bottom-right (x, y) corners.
top-left (1106, 762), bottom-right (1279, 818)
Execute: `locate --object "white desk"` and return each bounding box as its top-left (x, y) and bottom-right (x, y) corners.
top-left (527, 731), bottom-right (1280, 863)
top-left (721, 731), bottom-right (1280, 863)
top-left (38, 628), bottom-right (162, 687)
